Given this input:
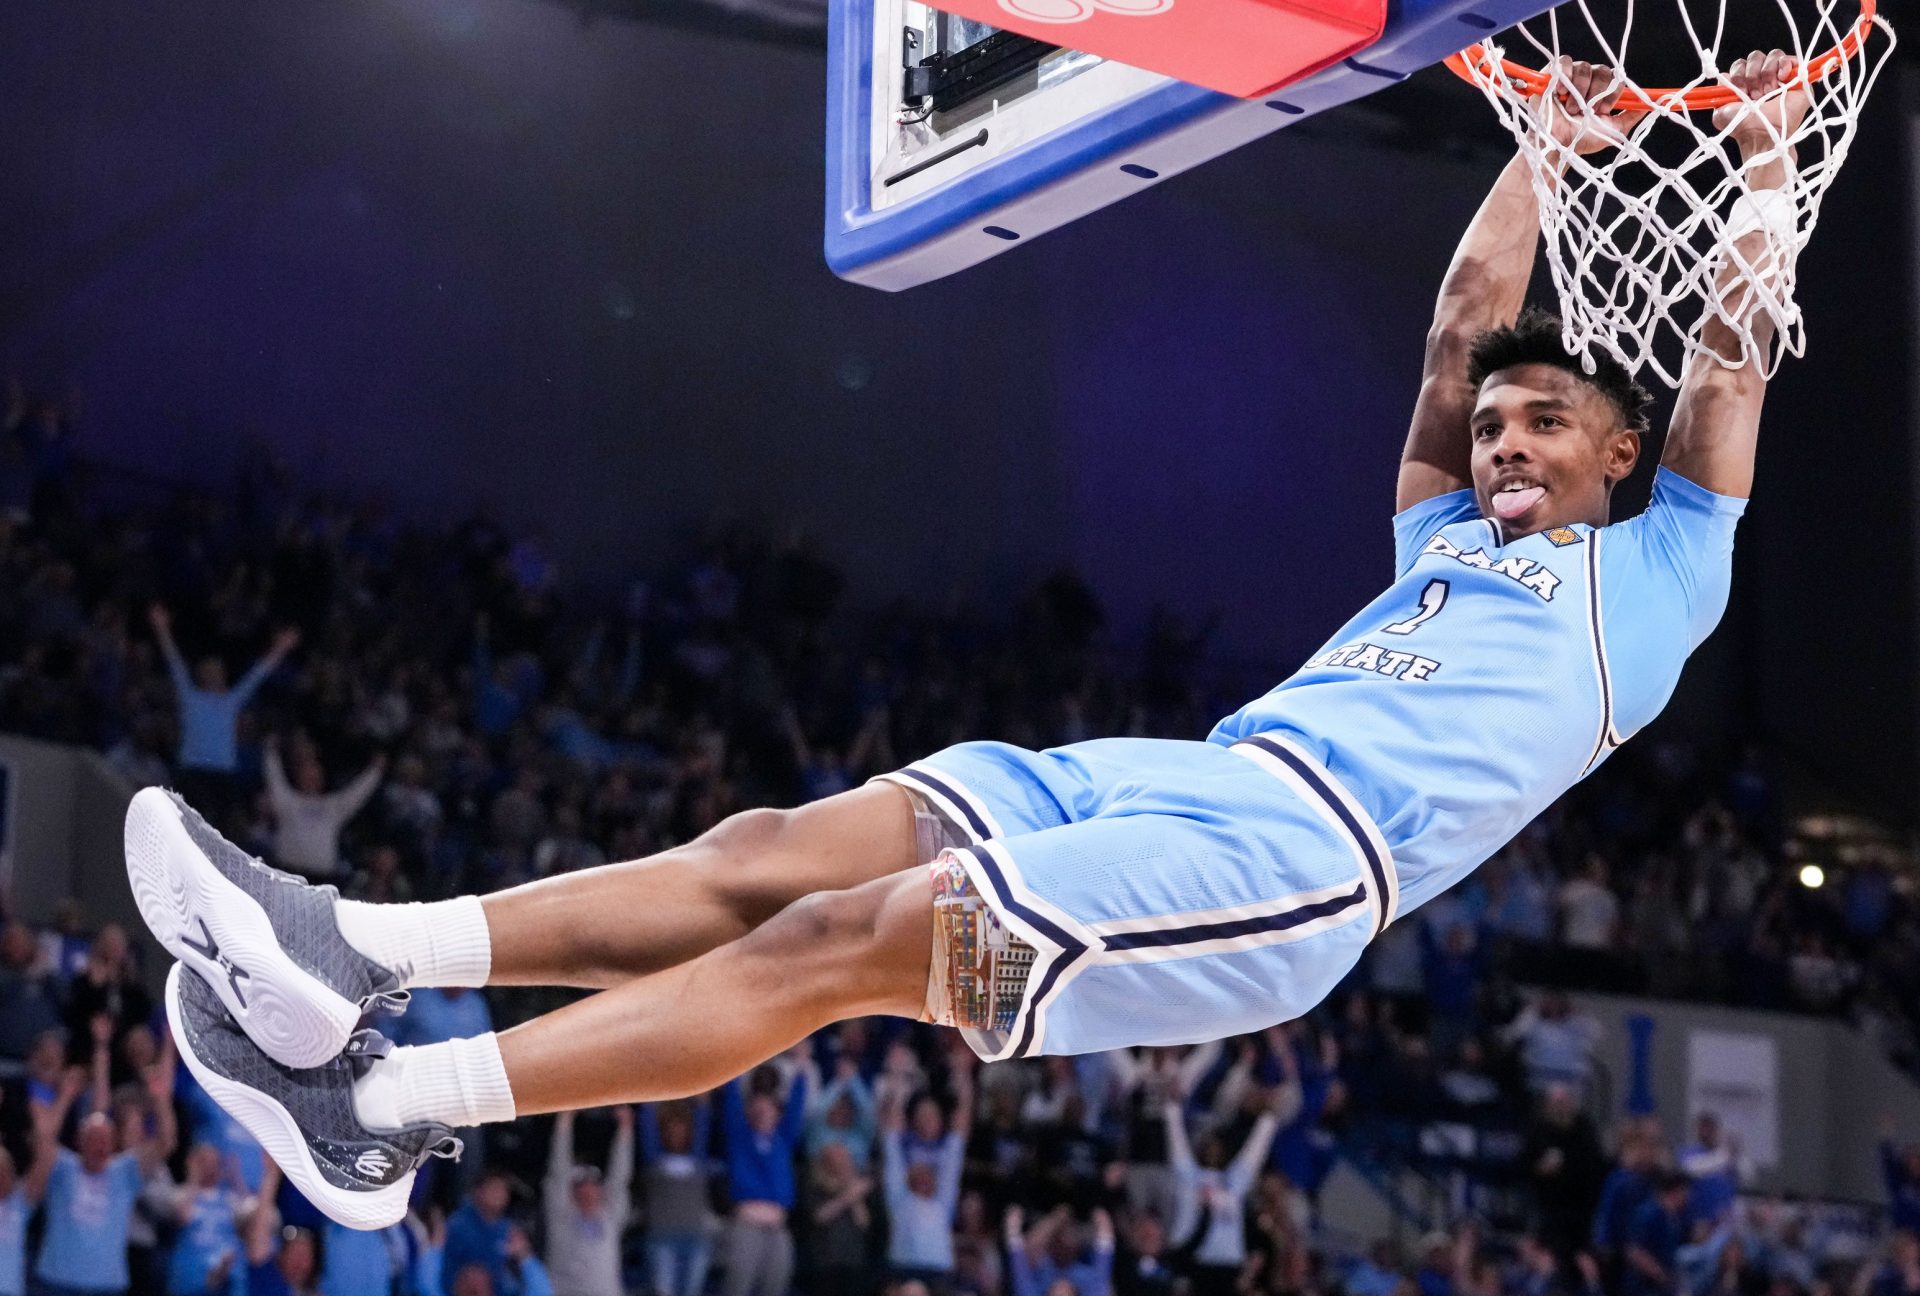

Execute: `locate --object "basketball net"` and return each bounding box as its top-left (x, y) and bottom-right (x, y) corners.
top-left (1450, 1), bottom-right (1895, 388)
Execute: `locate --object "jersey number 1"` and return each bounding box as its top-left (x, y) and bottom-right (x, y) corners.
top-left (1383, 579), bottom-right (1449, 635)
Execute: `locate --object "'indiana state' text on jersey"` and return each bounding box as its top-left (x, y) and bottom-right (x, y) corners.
top-left (1211, 467), bottom-right (1745, 917)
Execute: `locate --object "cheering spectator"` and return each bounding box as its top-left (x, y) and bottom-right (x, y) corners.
top-left (1107, 1042), bottom-right (1220, 1230)
top-left (809, 1142), bottom-right (876, 1296)
top-left (148, 604), bottom-right (298, 817)
top-left (639, 1098), bottom-right (716, 1296)
top-left (1165, 1078), bottom-right (1288, 1295)
top-left (720, 1067), bottom-right (808, 1296)
top-left (33, 1059), bottom-right (176, 1295)
top-left (808, 1054), bottom-right (879, 1174)
top-left (1005, 1205), bottom-right (1115, 1296)
top-left (0, 1079), bottom-right (64, 1296)
top-left (165, 1141), bottom-right (255, 1296)
top-left (1111, 1199), bottom-right (1212, 1296)
top-left (542, 1107), bottom-right (633, 1296)
top-left (63, 926), bottom-right (150, 1076)
top-left (881, 1054), bottom-right (972, 1290)
top-left (262, 735), bottom-right (386, 878)
top-left (445, 1171), bottom-right (518, 1294)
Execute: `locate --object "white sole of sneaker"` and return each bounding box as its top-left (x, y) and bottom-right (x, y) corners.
top-left (125, 786), bottom-right (359, 1069)
top-left (165, 965), bottom-right (416, 1232)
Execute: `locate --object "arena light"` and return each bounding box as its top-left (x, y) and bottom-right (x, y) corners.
top-left (1799, 864), bottom-right (1826, 889)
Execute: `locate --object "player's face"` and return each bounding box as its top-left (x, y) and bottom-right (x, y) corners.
top-left (1470, 364), bottom-right (1638, 537)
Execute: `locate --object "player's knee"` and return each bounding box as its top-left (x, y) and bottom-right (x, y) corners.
top-left (746, 873), bottom-right (928, 1016)
top-left (768, 886), bottom-right (883, 956)
top-left (696, 807), bottom-right (798, 915)
top-left (702, 806), bottom-right (794, 862)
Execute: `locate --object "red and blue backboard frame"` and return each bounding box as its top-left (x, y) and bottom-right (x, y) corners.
top-left (827, 0), bottom-right (1564, 290)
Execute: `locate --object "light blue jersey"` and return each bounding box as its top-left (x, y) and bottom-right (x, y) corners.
top-left (35, 1150), bottom-right (142, 1292)
top-left (167, 1187), bottom-right (245, 1296)
top-left (1213, 467), bottom-right (1743, 915)
top-left (884, 467), bottom-right (1743, 1058)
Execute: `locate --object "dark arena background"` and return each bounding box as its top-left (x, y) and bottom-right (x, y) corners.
top-left (1, 1), bottom-right (1919, 1293)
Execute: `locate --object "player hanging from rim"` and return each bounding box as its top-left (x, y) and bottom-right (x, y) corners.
top-left (131, 51), bottom-right (1808, 1229)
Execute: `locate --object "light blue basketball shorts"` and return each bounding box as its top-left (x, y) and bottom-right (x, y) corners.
top-left (872, 734), bottom-right (1401, 1061)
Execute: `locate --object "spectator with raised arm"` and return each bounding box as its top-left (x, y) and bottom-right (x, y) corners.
top-left (263, 734), bottom-right (387, 878)
top-left (808, 1052), bottom-right (879, 1174)
top-left (34, 1055), bottom-right (176, 1296)
top-left (720, 1066), bottom-right (809, 1296)
top-left (0, 1076), bottom-right (66, 1296)
top-left (882, 1052), bottom-right (972, 1292)
top-left (543, 1106), bottom-right (633, 1296)
top-left (1165, 1075), bottom-right (1287, 1296)
top-left (639, 1097), bottom-right (717, 1296)
top-left (148, 604), bottom-right (298, 819)
top-left (1107, 1041), bottom-right (1221, 1230)
top-left (1005, 1206), bottom-right (1115, 1296)
top-left (165, 1141), bottom-right (255, 1296)
top-left (809, 1141), bottom-right (877, 1296)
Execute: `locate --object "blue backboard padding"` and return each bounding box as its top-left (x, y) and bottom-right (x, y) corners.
top-left (826, 0), bottom-right (1564, 287)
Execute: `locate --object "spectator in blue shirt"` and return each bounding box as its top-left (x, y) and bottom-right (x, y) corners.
top-left (149, 604), bottom-right (298, 818)
top-left (720, 1068), bottom-right (808, 1296)
top-left (1623, 1173), bottom-right (1693, 1296)
top-left (0, 1079), bottom-right (65, 1296)
top-left (638, 1099), bottom-right (715, 1296)
top-left (1591, 1128), bottom-right (1662, 1284)
top-left (1005, 1205), bottom-right (1115, 1296)
top-left (35, 1065), bottom-right (178, 1296)
top-left (444, 1172), bottom-right (515, 1295)
top-left (807, 1055), bottom-right (878, 1174)
top-left (1677, 1112), bottom-right (1745, 1226)
top-left (882, 1061), bottom-right (971, 1288)
top-left (419, 1221), bottom-right (553, 1296)
top-left (164, 1143), bottom-right (251, 1296)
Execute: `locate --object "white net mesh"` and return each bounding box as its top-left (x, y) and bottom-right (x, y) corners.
top-left (1453, 1), bottom-right (1895, 387)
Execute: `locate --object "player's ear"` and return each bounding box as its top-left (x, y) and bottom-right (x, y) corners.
top-left (1604, 427), bottom-right (1640, 484)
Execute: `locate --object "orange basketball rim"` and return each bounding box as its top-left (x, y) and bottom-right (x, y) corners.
top-left (1444, 0), bottom-right (1881, 113)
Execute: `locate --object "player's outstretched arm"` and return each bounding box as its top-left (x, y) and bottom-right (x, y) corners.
top-left (1400, 60), bottom-right (1646, 511)
top-left (1661, 51), bottom-right (1811, 500)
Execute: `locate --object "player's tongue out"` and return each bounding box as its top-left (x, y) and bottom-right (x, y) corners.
top-left (1492, 484), bottom-right (1546, 521)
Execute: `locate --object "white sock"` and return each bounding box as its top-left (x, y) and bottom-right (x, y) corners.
top-left (353, 1035), bottom-right (518, 1132)
top-left (335, 896), bottom-right (492, 989)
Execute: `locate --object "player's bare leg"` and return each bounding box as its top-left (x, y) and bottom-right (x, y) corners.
top-left (497, 865), bottom-right (933, 1111)
top-left (478, 782), bottom-right (920, 987)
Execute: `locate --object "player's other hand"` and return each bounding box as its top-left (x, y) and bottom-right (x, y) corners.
top-left (1714, 49), bottom-right (1812, 154)
top-left (1535, 57), bottom-right (1648, 157)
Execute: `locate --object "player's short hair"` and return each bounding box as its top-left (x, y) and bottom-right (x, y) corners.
top-left (1467, 307), bottom-right (1654, 436)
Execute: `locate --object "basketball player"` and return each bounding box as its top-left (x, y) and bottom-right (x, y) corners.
top-left (130, 52), bottom-right (1808, 1228)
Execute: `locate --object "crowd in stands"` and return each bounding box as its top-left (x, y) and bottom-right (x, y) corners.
top-left (0, 377), bottom-right (1918, 1295)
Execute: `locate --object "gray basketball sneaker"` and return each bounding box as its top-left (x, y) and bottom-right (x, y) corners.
top-left (166, 964), bottom-right (460, 1231)
top-left (126, 786), bottom-right (405, 1069)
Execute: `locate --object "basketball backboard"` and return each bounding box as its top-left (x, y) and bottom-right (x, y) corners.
top-left (826, 0), bottom-right (1566, 290)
